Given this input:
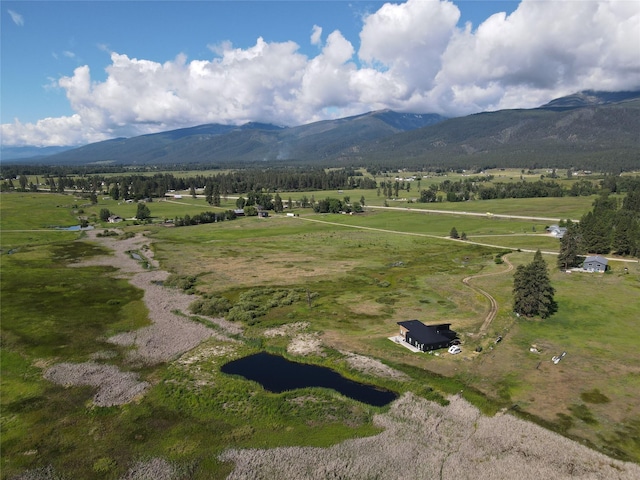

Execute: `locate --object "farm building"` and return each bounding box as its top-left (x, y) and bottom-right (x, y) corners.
top-left (583, 255), bottom-right (608, 272)
top-left (397, 320), bottom-right (458, 352)
top-left (546, 225), bottom-right (567, 238)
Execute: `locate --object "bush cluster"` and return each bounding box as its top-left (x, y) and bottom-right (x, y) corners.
top-left (164, 274), bottom-right (198, 293)
top-left (189, 295), bottom-right (232, 316)
top-left (226, 288), bottom-right (304, 325)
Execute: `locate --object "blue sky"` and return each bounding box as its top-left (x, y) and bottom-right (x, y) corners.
top-left (2, 0), bottom-right (638, 147)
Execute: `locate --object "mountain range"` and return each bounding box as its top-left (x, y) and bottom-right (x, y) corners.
top-left (2, 90), bottom-right (639, 171)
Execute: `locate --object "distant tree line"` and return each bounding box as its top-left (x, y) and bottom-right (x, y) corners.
top-left (416, 178), bottom-right (602, 203)
top-left (173, 210), bottom-right (239, 227)
top-left (413, 175), bottom-right (640, 204)
top-left (0, 167), bottom-right (375, 199)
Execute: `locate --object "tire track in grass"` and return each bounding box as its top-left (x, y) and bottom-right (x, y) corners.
top-left (462, 254), bottom-right (513, 337)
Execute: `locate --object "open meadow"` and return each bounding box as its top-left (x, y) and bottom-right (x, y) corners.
top-left (1, 190), bottom-right (639, 479)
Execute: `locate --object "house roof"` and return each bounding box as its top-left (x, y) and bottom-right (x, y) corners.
top-left (584, 255), bottom-right (608, 265)
top-left (547, 225), bottom-right (567, 236)
top-left (397, 320), bottom-right (456, 346)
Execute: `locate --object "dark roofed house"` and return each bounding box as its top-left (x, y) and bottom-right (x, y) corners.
top-left (583, 255), bottom-right (608, 272)
top-left (397, 320), bottom-right (458, 352)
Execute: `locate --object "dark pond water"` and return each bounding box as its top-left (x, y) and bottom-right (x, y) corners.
top-left (221, 352), bottom-right (397, 407)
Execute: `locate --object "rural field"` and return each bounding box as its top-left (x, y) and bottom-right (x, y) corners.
top-left (1, 189), bottom-right (639, 479)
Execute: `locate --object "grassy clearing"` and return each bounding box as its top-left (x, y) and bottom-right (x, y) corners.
top-left (149, 212), bottom-right (640, 463)
top-left (2, 190), bottom-right (639, 478)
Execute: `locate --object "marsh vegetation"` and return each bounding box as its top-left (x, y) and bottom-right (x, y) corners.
top-left (1, 173), bottom-right (639, 478)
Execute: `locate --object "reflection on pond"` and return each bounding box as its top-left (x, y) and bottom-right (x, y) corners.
top-left (221, 352), bottom-right (397, 407)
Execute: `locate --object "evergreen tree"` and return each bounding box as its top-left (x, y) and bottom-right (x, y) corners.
top-left (513, 250), bottom-right (556, 318)
top-left (110, 185), bottom-right (120, 200)
top-left (449, 227), bottom-right (459, 239)
top-left (212, 184), bottom-right (221, 207)
top-left (579, 211), bottom-right (611, 254)
top-left (204, 182), bottom-right (213, 205)
top-left (273, 193), bottom-right (283, 213)
top-left (99, 208), bottom-right (111, 222)
top-left (136, 203), bottom-right (151, 221)
top-left (557, 223), bottom-right (581, 269)
top-left (612, 210), bottom-right (639, 256)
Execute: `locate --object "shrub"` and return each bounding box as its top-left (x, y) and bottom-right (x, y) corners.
top-left (93, 457), bottom-right (116, 474)
top-left (190, 296), bottom-right (232, 316)
top-left (164, 274), bottom-right (197, 293)
top-left (225, 288), bottom-right (306, 324)
top-left (569, 403), bottom-right (598, 424)
top-left (580, 388), bottom-right (610, 404)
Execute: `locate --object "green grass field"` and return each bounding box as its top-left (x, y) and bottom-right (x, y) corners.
top-left (2, 190), bottom-right (639, 478)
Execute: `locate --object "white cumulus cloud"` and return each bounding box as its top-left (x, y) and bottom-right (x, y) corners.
top-left (2, 0), bottom-right (639, 147)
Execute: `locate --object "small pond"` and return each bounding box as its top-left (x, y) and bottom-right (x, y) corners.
top-left (221, 352), bottom-right (397, 407)
top-left (54, 225), bottom-right (94, 231)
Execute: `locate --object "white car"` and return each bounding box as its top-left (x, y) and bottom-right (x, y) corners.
top-left (448, 345), bottom-right (462, 355)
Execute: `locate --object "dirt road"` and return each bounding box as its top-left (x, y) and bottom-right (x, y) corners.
top-left (462, 254), bottom-right (514, 337)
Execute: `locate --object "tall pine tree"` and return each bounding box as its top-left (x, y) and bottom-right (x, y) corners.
top-left (513, 250), bottom-right (556, 318)
top-left (557, 222), bottom-right (581, 270)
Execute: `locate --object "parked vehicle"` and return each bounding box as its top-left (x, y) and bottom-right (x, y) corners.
top-left (448, 345), bottom-right (462, 355)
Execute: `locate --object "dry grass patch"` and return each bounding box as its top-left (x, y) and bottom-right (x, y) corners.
top-left (221, 392), bottom-right (640, 480)
top-left (341, 352), bottom-right (409, 381)
top-left (263, 321), bottom-right (310, 338)
top-left (196, 255), bottom-right (359, 292)
top-left (43, 362), bottom-right (149, 407)
top-left (287, 333), bottom-right (324, 356)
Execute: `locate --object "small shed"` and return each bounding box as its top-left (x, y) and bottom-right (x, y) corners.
top-left (397, 320), bottom-right (458, 352)
top-left (583, 255), bottom-right (608, 272)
